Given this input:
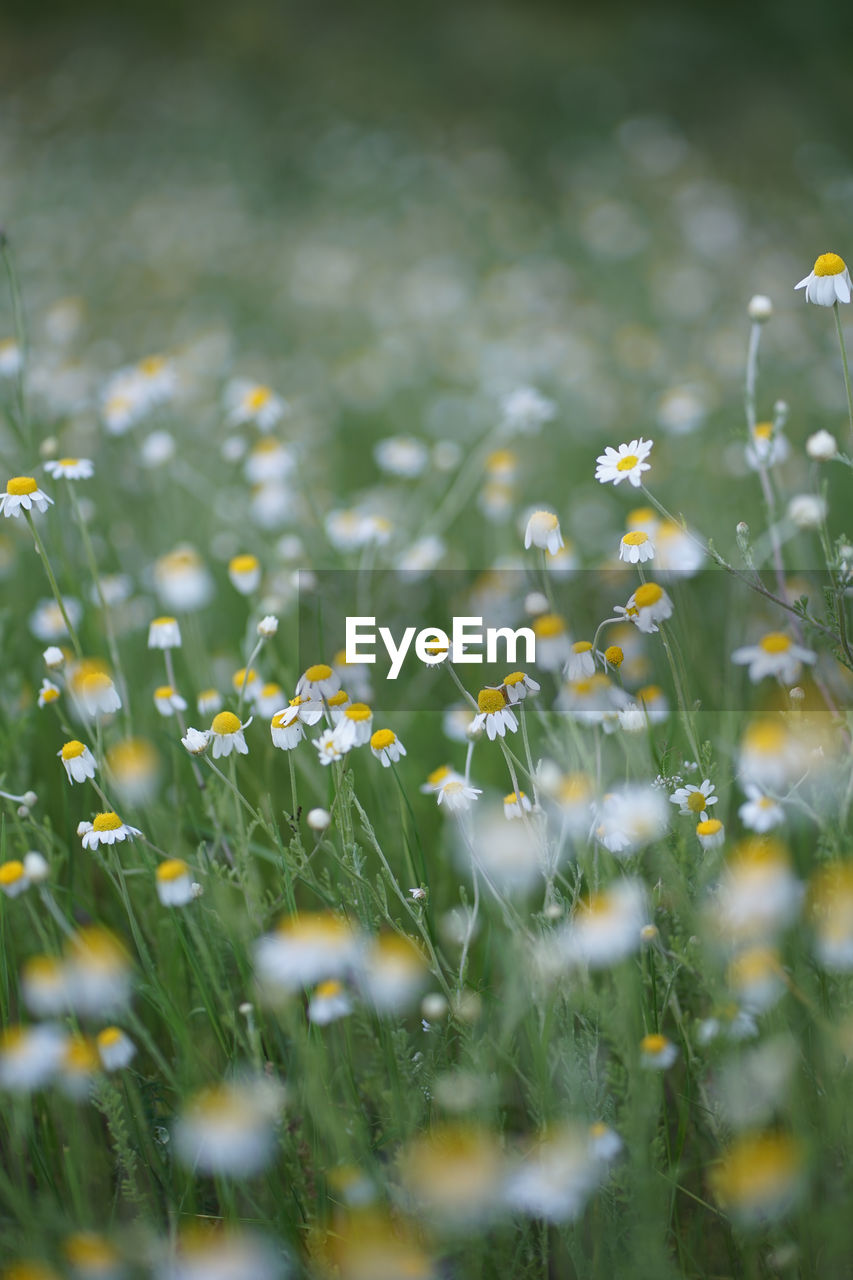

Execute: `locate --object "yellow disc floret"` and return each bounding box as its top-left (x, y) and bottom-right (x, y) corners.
top-left (760, 632), bottom-right (791, 654)
top-left (305, 663), bottom-right (332, 682)
top-left (229, 554), bottom-right (259, 574)
top-left (61, 739), bottom-right (87, 760)
top-left (813, 252), bottom-right (846, 277)
top-left (371, 729), bottom-right (396, 750)
top-left (157, 858), bottom-right (189, 882)
top-left (477, 688), bottom-right (506, 714)
top-left (92, 812), bottom-right (122, 832)
top-left (687, 791), bottom-right (707, 813)
top-left (633, 582), bottom-right (663, 608)
top-left (616, 454), bottom-right (639, 472)
top-left (622, 530), bottom-right (649, 546)
top-left (532, 613), bottom-right (566, 638)
top-left (604, 645), bottom-right (624, 667)
top-left (697, 818), bottom-right (723, 836)
top-left (212, 711), bottom-right (242, 735)
top-left (344, 702), bottom-right (371, 722)
top-left (0, 860), bottom-right (25, 886)
top-left (7, 476), bottom-right (37, 496)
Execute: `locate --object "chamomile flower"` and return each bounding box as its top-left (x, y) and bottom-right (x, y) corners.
top-left (308, 979), bottom-right (353, 1025)
top-left (254, 912), bottom-right (362, 991)
top-left (524, 509), bottom-right (564, 555)
top-left (197, 688), bottom-right (222, 717)
top-left (370, 728), bottom-right (406, 766)
top-left (808, 862), bottom-right (853, 970)
top-left (38, 678), bottom-right (61, 707)
top-left (566, 641), bottom-right (596, 680)
top-left (731, 632), bottom-right (816, 684)
top-left (504, 1125), bottom-right (601, 1223)
top-left (79, 671), bottom-right (122, 717)
top-left (174, 1078), bottom-right (284, 1175)
top-left (64, 926), bottom-right (133, 1016)
top-left (374, 435), bottom-right (429, 477)
top-left (228, 553), bottom-right (261, 594)
top-left (333, 702), bottom-right (374, 750)
top-left (619, 529), bottom-right (655, 563)
top-left (0, 860), bottom-right (30, 898)
top-left (181, 727), bottom-right (210, 755)
top-left (636, 684), bottom-right (669, 722)
top-left (795, 251), bottom-right (851, 306)
top-left (254, 681), bottom-right (285, 717)
top-left (80, 812), bottom-right (142, 849)
top-left (30, 595), bottom-right (83, 641)
top-left (156, 859), bottom-right (195, 906)
top-left (594, 438), bottom-right (653, 488)
top-left (421, 764), bottom-right (461, 794)
top-left (622, 581), bottom-right (673, 633)
top-left (597, 784), bottom-right (669, 855)
top-left (739, 785), bottom-right (785, 833)
top-left (58, 740), bottom-right (97, 785)
top-left (154, 685), bottom-right (188, 717)
top-left (225, 378), bottom-right (287, 431)
top-left (503, 790), bottom-right (532, 820)
top-left (639, 1033), bottom-right (677, 1070)
top-left (148, 615), bottom-right (182, 649)
top-left (711, 1132), bottom-right (803, 1223)
top-left (0, 337), bottom-right (22, 376)
top-left (745, 421), bottom-right (789, 470)
top-left (58, 1034), bottom-right (101, 1100)
top-left (315, 728), bottom-right (348, 765)
top-left (358, 935), bottom-right (428, 1014)
top-left (727, 947), bottom-right (784, 1012)
top-left (557, 879), bottom-right (648, 969)
top-left (296, 662), bottom-right (341, 700)
top-left (670, 778), bottom-right (717, 820)
top-left (501, 670), bottom-right (540, 703)
top-left (43, 645), bottom-right (65, 669)
top-left (500, 385), bottom-right (556, 435)
top-left (0, 476), bottom-right (54, 518)
top-left (557, 673), bottom-right (630, 728)
top-left (472, 687), bottom-right (518, 741)
top-left (62, 1231), bottom-right (123, 1278)
top-left (210, 711), bottom-right (251, 758)
top-left (96, 1026), bottom-right (136, 1071)
top-left (154, 546), bottom-right (214, 613)
top-left (738, 717), bottom-right (807, 790)
top-left (531, 612), bottom-right (572, 670)
top-left (0, 1022), bottom-right (67, 1091)
top-left (697, 818), bottom-right (725, 850)
top-left (436, 779), bottom-right (482, 813)
top-left (231, 666), bottom-right (261, 701)
top-left (43, 457), bottom-right (94, 480)
top-left (710, 837), bottom-right (803, 943)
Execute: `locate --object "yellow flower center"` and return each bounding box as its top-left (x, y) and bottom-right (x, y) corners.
top-left (64, 1233), bottom-right (118, 1266)
top-left (477, 688), bottom-right (506, 714)
top-left (616, 454), bottom-right (639, 471)
top-left (271, 711), bottom-right (289, 729)
top-left (327, 690), bottom-right (349, 707)
top-left (760, 632), bottom-right (791, 654)
top-left (82, 671), bottom-right (112, 692)
top-left (345, 702), bottom-right (371, 722)
top-left (641, 1033), bottom-right (668, 1054)
top-left (604, 645), bottom-right (624, 666)
top-left (229, 554), bottom-right (259, 575)
top-left (427, 765), bottom-right (451, 786)
top-left (532, 613), bottom-right (566, 638)
top-left (107, 738), bottom-right (157, 777)
top-left (315, 979), bottom-right (344, 998)
top-left (261, 683), bottom-right (280, 698)
top-left (638, 685), bottom-right (662, 703)
top-left (627, 506), bottom-right (656, 525)
top-left (633, 582), bottom-right (663, 608)
top-left (0, 860), bottom-right (25, 885)
top-left (58, 457), bottom-right (79, 467)
top-left (753, 421), bottom-right (773, 440)
top-left (814, 252), bottom-right (846, 277)
top-left (486, 448), bottom-right (517, 473)
top-left (697, 818), bottom-right (723, 836)
top-left (743, 720), bottom-right (787, 753)
top-left (7, 476), bottom-right (37, 495)
top-left (64, 1036), bottom-right (99, 1072)
top-left (139, 354), bottom-right (165, 375)
top-left (531, 510), bottom-right (558, 528)
top-left (622, 530), bottom-right (649, 546)
top-left (155, 685), bottom-right (174, 700)
top-left (232, 667), bottom-right (257, 688)
top-left (157, 858), bottom-right (189, 882)
top-left (212, 711), bottom-right (241, 735)
top-left (153, 615), bottom-right (176, 627)
top-left (503, 671), bottom-right (525, 686)
top-left (61, 739), bottom-right (87, 760)
top-left (41, 686), bottom-right (59, 702)
top-left (503, 791), bottom-right (525, 804)
top-left (305, 663), bottom-right (332, 682)
top-left (687, 791), bottom-right (707, 813)
top-left (246, 385), bottom-right (272, 410)
top-left (572, 641), bottom-right (593, 654)
top-left (371, 729), bottom-right (396, 749)
top-left (92, 812), bottom-right (122, 832)
top-left (96, 1027), bottom-right (123, 1048)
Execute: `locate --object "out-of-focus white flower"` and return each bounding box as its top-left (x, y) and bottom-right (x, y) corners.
top-left (156, 859), bottom-right (196, 907)
top-left (96, 1026), bottom-right (136, 1071)
top-left (787, 493), bottom-right (827, 529)
top-left (524, 509), bottom-right (564, 555)
top-left (500, 386), bottom-right (556, 435)
top-left (437, 779), bottom-right (482, 813)
top-left (732, 632), bottom-right (815, 684)
top-left (597, 785), bottom-right (669, 856)
top-left (806, 429), bottom-right (837, 461)
top-left (155, 546), bottom-right (214, 613)
top-left (148, 615), bottom-right (182, 649)
top-left (308, 979), bottom-right (353, 1025)
top-left (154, 685), bottom-right (188, 717)
top-left (709, 837), bottom-right (803, 943)
top-left (43, 644), bottom-right (65, 668)
top-left (748, 294), bottom-right (773, 321)
top-left (225, 378), bottom-right (288, 431)
top-left (374, 435), bottom-right (428, 477)
top-left (254, 912), bottom-right (361, 992)
top-left (640, 1033), bottom-right (678, 1069)
top-left (174, 1077), bottom-right (285, 1175)
top-left (257, 614), bottom-right (279, 638)
top-left (23, 851), bottom-right (49, 883)
top-left (0, 1022), bottom-right (67, 1091)
top-left (556, 879), bottom-right (649, 969)
top-left (306, 807), bottom-right (331, 831)
top-left (504, 1125), bottom-right (602, 1222)
top-left (0, 859), bottom-right (30, 898)
top-left (738, 785), bottom-right (785, 833)
top-left (182, 727), bottom-right (210, 755)
top-left (745, 420), bottom-right (789, 470)
top-left (620, 582), bottom-right (673, 633)
top-left (44, 456), bottom-right (94, 480)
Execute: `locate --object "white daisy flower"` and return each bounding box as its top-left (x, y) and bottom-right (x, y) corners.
top-left (257, 613), bottom-right (279, 638)
top-left (197, 688), bottom-right (223, 717)
top-left (148, 615), bottom-right (182, 649)
top-left (501, 670), bottom-right (540, 703)
top-left (531, 613), bottom-right (572, 671)
top-left (500, 386), bottom-right (556, 435)
top-left (436, 779), bottom-right (482, 812)
top-left (79, 671), bottom-right (122, 717)
top-left (308, 979), bottom-right (353, 1025)
top-left (370, 728), bottom-right (407, 766)
top-left (333, 702), bottom-right (374, 750)
top-left (374, 435), bottom-right (429, 478)
top-left (96, 1027), bottom-right (136, 1071)
top-left (619, 529), bottom-right (655, 563)
top-left (639, 1033), bottom-right (678, 1070)
top-left (670, 778), bottom-right (717, 820)
top-left (594, 438), bottom-right (653, 488)
top-left (471, 688), bottom-right (518, 741)
top-left (244, 438), bottom-right (295, 485)
top-left (181, 727), bottom-right (210, 755)
top-left (38, 678), bottom-right (61, 707)
top-left (738, 785), bottom-right (785, 833)
top-left (30, 595), bottom-right (83, 642)
top-left (228, 553), bottom-right (262, 595)
top-left (524, 509), bottom-right (564, 556)
top-left (154, 545), bottom-right (215, 613)
top-left (557, 879), bottom-right (648, 969)
top-left (58, 739), bottom-right (97, 784)
top-left (270, 697), bottom-right (322, 749)
top-left (0, 860), bottom-right (30, 898)
top-left (209, 711), bottom-right (251, 758)
top-left (254, 681), bottom-right (286, 718)
top-left (696, 818), bottom-right (725, 850)
top-left (296, 662), bottom-right (341, 700)
top-left (745, 421), bottom-right (789, 470)
top-left (155, 858), bottom-right (195, 907)
top-left (621, 582), bottom-right (673, 633)
top-left (806, 429), bottom-right (838, 461)
top-left (80, 812), bottom-right (142, 849)
top-left (43, 645), bottom-right (65, 668)
top-left (225, 378), bottom-right (288, 431)
top-left (315, 727), bottom-right (348, 766)
top-left (43, 456), bottom-right (95, 481)
top-left (0, 337), bottom-right (22, 376)
top-left (731, 632), bottom-right (815, 684)
top-left (420, 764), bottom-right (462, 794)
top-left (795, 252), bottom-right (851, 306)
top-left (173, 1078), bottom-right (284, 1176)
top-left (565, 641), bottom-right (596, 681)
top-left (503, 790), bottom-right (532, 820)
top-left (154, 684), bottom-right (188, 717)
top-left (0, 475), bottom-right (54, 518)
top-left (597, 784), bottom-right (669, 855)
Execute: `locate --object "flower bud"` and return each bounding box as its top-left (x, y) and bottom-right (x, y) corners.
top-left (748, 294), bottom-right (773, 321)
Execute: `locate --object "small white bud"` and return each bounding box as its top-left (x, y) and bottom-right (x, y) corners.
top-left (43, 646), bottom-right (64, 669)
top-left (806, 430), bottom-right (838, 461)
top-left (421, 993), bottom-right (449, 1021)
top-left (789, 686), bottom-right (805, 703)
top-left (17, 805), bottom-right (29, 818)
top-left (788, 493), bottom-right (826, 530)
top-left (191, 882), bottom-right (204, 898)
top-left (40, 436), bottom-right (59, 459)
top-left (544, 903), bottom-right (563, 920)
top-left (23, 851), bottom-right (49, 882)
top-left (524, 591), bottom-right (550, 617)
top-left (306, 807), bottom-right (331, 832)
top-left (409, 887), bottom-right (427, 902)
top-left (257, 614), bottom-right (279, 638)
top-left (181, 727), bottom-right (210, 755)
top-left (22, 791), bottom-right (38, 808)
top-left (748, 294), bottom-right (773, 321)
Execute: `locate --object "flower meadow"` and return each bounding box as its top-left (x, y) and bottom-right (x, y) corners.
top-left (3, 19), bottom-right (853, 1278)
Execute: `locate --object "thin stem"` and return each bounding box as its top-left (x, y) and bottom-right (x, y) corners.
top-left (25, 512), bottom-right (83, 659)
top-left (834, 301), bottom-right (853, 451)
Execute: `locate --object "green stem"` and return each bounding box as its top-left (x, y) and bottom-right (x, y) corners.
top-left (834, 301), bottom-right (853, 451)
top-left (25, 511), bottom-right (83, 658)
